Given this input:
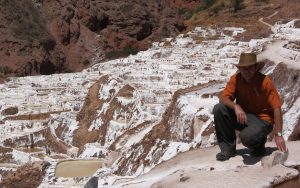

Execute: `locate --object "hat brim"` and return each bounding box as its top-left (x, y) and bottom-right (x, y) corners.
top-left (234, 62), bottom-right (257, 67)
top-left (234, 61), bottom-right (265, 70)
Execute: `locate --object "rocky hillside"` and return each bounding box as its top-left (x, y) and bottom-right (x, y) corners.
top-left (0, 0), bottom-right (201, 83)
top-left (0, 16), bottom-right (299, 187)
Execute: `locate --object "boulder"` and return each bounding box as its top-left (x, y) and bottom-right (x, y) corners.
top-left (261, 150), bottom-right (289, 168)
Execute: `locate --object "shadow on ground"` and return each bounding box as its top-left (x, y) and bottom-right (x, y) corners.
top-left (236, 147), bottom-right (277, 165)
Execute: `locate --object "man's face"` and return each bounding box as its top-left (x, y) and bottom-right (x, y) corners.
top-left (238, 64), bottom-right (257, 82)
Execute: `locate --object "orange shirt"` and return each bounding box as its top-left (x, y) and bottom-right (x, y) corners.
top-left (220, 72), bottom-right (281, 124)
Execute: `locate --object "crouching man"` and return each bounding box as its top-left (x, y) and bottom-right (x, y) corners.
top-left (213, 52), bottom-right (287, 161)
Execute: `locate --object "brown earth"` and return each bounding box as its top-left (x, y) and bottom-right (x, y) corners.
top-left (0, 162), bottom-right (49, 188)
top-left (73, 76), bottom-right (138, 153)
top-left (73, 76), bottom-right (106, 151)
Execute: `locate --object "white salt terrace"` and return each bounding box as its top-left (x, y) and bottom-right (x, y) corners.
top-left (0, 72), bottom-right (101, 142)
top-left (11, 23), bottom-right (299, 158)
top-left (0, 26), bottom-right (268, 143)
top-left (0, 21), bottom-right (298, 145)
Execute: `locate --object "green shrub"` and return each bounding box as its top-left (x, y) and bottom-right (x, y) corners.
top-left (178, 8), bottom-right (194, 20)
top-left (178, 0), bottom-right (216, 19)
top-left (231, 0), bottom-right (243, 12)
top-left (0, 66), bottom-right (13, 75)
top-left (83, 59), bottom-right (90, 66)
top-left (210, 1), bottom-right (225, 14)
top-left (195, 0), bottom-right (215, 12)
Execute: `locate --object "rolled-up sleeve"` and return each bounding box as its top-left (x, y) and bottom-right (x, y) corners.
top-left (220, 74), bottom-right (237, 101)
top-left (265, 76), bottom-right (282, 109)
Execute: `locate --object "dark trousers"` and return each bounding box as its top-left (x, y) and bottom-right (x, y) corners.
top-left (213, 103), bottom-right (273, 152)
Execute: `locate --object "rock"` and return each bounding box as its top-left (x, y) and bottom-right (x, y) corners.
top-left (84, 176), bottom-right (98, 188)
top-left (67, 146), bottom-right (79, 157)
top-left (62, 6), bottom-right (75, 22)
top-left (40, 59), bottom-right (56, 75)
top-left (261, 150), bottom-right (289, 168)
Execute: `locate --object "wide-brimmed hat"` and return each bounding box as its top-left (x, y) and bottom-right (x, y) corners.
top-left (235, 52), bottom-right (265, 70)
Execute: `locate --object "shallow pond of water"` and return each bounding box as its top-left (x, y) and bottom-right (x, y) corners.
top-left (55, 160), bottom-right (102, 178)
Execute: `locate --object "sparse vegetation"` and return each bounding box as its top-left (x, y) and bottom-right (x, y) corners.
top-left (149, 17), bottom-right (160, 29)
top-left (105, 44), bottom-right (139, 60)
top-left (178, 8), bottom-right (194, 20)
top-left (0, 66), bottom-right (13, 75)
top-left (119, 4), bottom-right (132, 13)
top-left (178, 0), bottom-right (215, 19)
top-left (255, 0), bottom-right (269, 2)
top-left (210, 1), bottom-right (225, 14)
top-left (0, 0), bottom-right (52, 45)
top-left (161, 24), bottom-right (170, 38)
top-left (231, 0), bottom-right (242, 12)
top-left (180, 0), bottom-right (247, 19)
top-left (83, 59), bottom-right (90, 66)
top-left (195, 0), bottom-right (215, 12)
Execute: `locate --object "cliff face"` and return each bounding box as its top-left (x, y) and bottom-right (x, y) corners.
top-left (0, 0), bottom-right (197, 83)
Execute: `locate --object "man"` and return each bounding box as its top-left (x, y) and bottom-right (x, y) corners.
top-left (213, 52), bottom-right (287, 161)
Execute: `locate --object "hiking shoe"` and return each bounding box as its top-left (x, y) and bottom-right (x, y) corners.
top-left (251, 146), bottom-right (266, 157)
top-left (216, 151), bottom-right (236, 161)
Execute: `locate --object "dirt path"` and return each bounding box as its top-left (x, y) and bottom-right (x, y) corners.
top-left (259, 11), bottom-right (279, 29)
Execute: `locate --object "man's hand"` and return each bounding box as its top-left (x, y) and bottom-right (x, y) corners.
top-left (273, 108), bottom-right (287, 152)
top-left (234, 104), bottom-right (247, 124)
top-left (275, 136), bottom-right (287, 152)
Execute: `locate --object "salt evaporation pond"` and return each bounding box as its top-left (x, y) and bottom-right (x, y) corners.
top-left (55, 160), bottom-right (102, 177)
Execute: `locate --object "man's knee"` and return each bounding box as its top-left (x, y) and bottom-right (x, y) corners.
top-left (240, 131), bottom-right (265, 148)
top-left (213, 103), bottom-right (227, 115)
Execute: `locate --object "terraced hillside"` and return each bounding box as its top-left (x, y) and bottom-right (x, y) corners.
top-left (0, 14), bottom-right (300, 188)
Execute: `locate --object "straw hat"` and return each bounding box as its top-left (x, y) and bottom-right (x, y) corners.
top-left (235, 53), bottom-right (265, 70)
